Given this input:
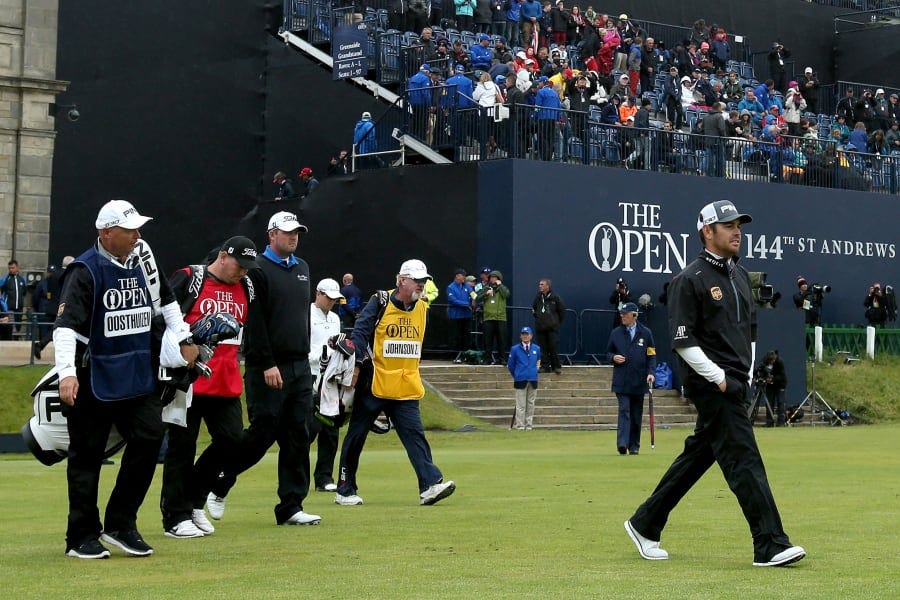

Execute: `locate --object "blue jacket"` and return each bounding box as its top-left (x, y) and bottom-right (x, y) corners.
top-left (0, 272), bottom-right (27, 311)
top-left (606, 322), bottom-right (657, 395)
top-left (408, 71), bottom-right (432, 106)
top-left (508, 341), bottom-right (541, 384)
top-left (470, 43), bottom-right (493, 70)
top-left (519, 0), bottom-right (541, 22)
top-left (535, 86), bottom-right (561, 120)
top-left (754, 83), bottom-right (772, 110)
top-left (505, 0), bottom-right (520, 22)
top-left (446, 73), bottom-right (476, 107)
top-left (353, 119), bottom-right (377, 153)
top-left (446, 281), bottom-right (473, 320)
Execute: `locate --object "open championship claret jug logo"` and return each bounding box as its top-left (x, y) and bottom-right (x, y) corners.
top-left (588, 203), bottom-right (691, 274)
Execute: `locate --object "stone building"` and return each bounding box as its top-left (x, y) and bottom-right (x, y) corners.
top-left (0, 0), bottom-right (65, 276)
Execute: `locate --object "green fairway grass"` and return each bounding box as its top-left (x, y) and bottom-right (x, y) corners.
top-left (2, 426), bottom-right (898, 599)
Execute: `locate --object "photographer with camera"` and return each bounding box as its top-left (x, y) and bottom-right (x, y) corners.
top-left (754, 350), bottom-right (787, 427)
top-left (792, 276), bottom-right (826, 327)
top-left (864, 282), bottom-right (889, 327)
top-left (609, 277), bottom-right (634, 327)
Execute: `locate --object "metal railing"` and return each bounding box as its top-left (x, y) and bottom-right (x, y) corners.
top-left (805, 324), bottom-right (900, 357)
top-left (352, 98), bottom-right (405, 171)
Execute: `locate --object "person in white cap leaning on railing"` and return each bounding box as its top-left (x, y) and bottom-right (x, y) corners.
top-left (334, 259), bottom-right (456, 507)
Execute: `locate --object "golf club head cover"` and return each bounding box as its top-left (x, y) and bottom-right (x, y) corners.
top-left (328, 333), bottom-right (356, 358)
top-left (190, 312), bottom-right (241, 346)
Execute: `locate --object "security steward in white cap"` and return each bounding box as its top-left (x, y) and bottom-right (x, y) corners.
top-left (625, 200), bottom-right (805, 568)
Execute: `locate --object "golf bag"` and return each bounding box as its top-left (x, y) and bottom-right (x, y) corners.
top-left (21, 367), bottom-right (125, 466)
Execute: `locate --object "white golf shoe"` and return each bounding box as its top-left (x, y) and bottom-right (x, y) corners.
top-left (624, 520), bottom-right (669, 560)
top-left (206, 493), bottom-right (226, 520)
top-left (753, 546), bottom-right (806, 567)
top-left (419, 480), bottom-right (456, 506)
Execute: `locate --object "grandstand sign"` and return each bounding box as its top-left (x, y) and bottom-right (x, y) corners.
top-left (333, 23), bottom-right (368, 81)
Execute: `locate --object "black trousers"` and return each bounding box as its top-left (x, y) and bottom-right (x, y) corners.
top-left (212, 360), bottom-right (313, 524)
top-left (535, 328), bottom-right (560, 370)
top-left (307, 407), bottom-right (339, 488)
top-left (629, 383), bottom-right (793, 562)
top-left (449, 317), bottom-right (471, 353)
top-left (482, 319), bottom-right (508, 362)
top-left (66, 370), bottom-right (163, 548)
top-left (160, 394), bottom-right (243, 530)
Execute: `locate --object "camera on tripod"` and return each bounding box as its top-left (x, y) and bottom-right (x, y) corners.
top-left (748, 272), bottom-right (780, 308)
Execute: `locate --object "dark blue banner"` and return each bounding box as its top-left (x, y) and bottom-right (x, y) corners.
top-left (332, 22), bottom-right (367, 81)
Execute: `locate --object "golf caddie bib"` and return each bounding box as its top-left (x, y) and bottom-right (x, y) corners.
top-left (371, 294), bottom-right (426, 400)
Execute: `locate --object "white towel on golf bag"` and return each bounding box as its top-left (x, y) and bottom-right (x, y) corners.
top-left (319, 351), bottom-right (355, 417)
top-left (161, 386), bottom-right (193, 427)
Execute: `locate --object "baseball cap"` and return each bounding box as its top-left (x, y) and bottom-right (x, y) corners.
top-left (316, 278), bottom-right (344, 299)
top-left (299, 167), bottom-right (313, 176)
top-left (619, 13), bottom-right (628, 19)
top-left (538, 75), bottom-right (549, 83)
top-left (525, 58), bottom-right (535, 65)
top-left (696, 200), bottom-right (753, 231)
top-left (490, 270), bottom-right (503, 279)
top-left (221, 236), bottom-right (258, 269)
top-left (804, 67), bottom-right (813, 74)
top-left (421, 63), bottom-right (431, 71)
top-left (626, 115), bottom-right (635, 122)
top-left (95, 200), bottom-right (152, 230)
top-left (361, 111), bottom-right (371, 119)
top-left (481, 267), bottom-right (492, 274)
top-left (619, 302), bottom-right (639, 313)
top-left (520, 326), bottom-right (534, 335)
top-left (455, 63), bottom-right (465, 72)
top-left (399, 259), bottom-right (431, 280)
top-left (681, 76), bottom-right (691, 83)
top-left (268, 211), bottom-right (308, 233)
top-left (516, 51), bottom-right (526, 60)
top-left (479, 33), bottom-right (490, 41)
top-left (876, 88), bottom-right (885, 95)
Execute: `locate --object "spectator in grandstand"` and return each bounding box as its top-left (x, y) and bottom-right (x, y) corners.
top-left (273, 171), bottom-right (297, 202)
top-left (868, 129), bottom-right (890, 157)
top-left (549, 1), bottom-right (567, 46)
top-left (873, 89), bottom-right (892, 132)
top-left (407, 63), bottom-right (434, 138)
top-left (694, 70), bottom-right (717, 107)
top-left (723, 70), bottom-right (743, 104)
top-left (327, 150), bottom-right (352, 177)
top-left (520, 0), bottom-right (542, 48)
top-left (455, 0), bottom-right (476, 33)
top-left (450, 39), bottom-right (471, 70)
top-left (689, 18), bottom-right (709, 47)
top-left (848, 121), bottom-right (869, 152)
top-left (661, 66), bottom-right (684, 129)
top-left (638, 37), bottom-right (657, 98)
top-left (657, 121), bottom-right (681, 172)
top-left (408, 1), bottom-right (430, 34)
top-left (737, 110), bottom-right (756, 140)
top-left (534, 76), bottom-right (561, 160)
top-left (493, 38), bottom-right (512, 63)
top-left (447, 63), bottom-right (475, 106)
top-left (710, 30), bottom-right (729, 70)
top-left (433, 40), bottom-right (454, 77)
top-left (696, 42), bottom-right (714, 73)
top-left (618, 95), bottom-right (638, 125)
top-left (625, 98), bottom-right (652, 170)
top-left (832, 114), bottom-right (851, 142)
top-left (671, 41), bottom-right (691, 77)
top-left (567, 5), bottom-right (585, 44)
top-left (470, 33), bottom-right (493, 70)
top-left (864, 283), bottom-right (889, 327)
top-left (593, 17), bottom-right (618, 75)
top-left (800, 67), bottom-right (819, 114)
top-left (608, 73), bottom-right (631, 101)
top-left (701, 102), bottom-right (727, 178)
top-left (536, 2), bottom-right (554, 49)
top-left (886, 120), bottom-right (900, 152)
top-left (299, 167), bottom-right (319, 199)
top-left (389, 0), bottom-right (408, 32)
top-left (353, 112), bottom-right (378, 169)
top-left (680, 76), bottom-right (696, 114)
top-left (567, 74), bottom-right (592, 138)
top-left (600, 93), bottom-right (622, 125)
top-left (738, 89), bottom-right (766, 126)
top-left (625, 36), bottom-right (642, 97)
top-left (835, 87), bottom-right (856, 123)
top-left (614, 14), bottom-right (638, 71)
top-left (854, 89), bottom-right (875, 132)
top-left (505, 0), bottom-right (521, 46)
top-left (782, 89), bottom-right (807, 137)
top-left (474, 0), bottom-right (493, 34)
top-left (754, 79), bottom-right (775, 111)
top-left (416, 27), bottom-right (439, 64)
top-left (890, 93), bottom-right (900, 122)
top-left (767, 42), bottom-right (790, 93)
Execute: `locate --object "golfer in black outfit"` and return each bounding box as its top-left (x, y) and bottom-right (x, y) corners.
top-left (624, 200), bottom-right (806, 567)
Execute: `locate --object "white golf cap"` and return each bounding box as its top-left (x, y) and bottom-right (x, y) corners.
top-left (804, 67), bottom-right (812, 74)
top-left (697, 200), bottom-right (753, 231)
top-left (268, 210), bottom-right (308, 232)
top-left (876, 88), bottom-right (884, 95)
top-left (316, 278), bottom-right (344, 299)
top-left (398, 259), bottom-right (431, 279)
top-left (95, 200), bottom-right (152, 230)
